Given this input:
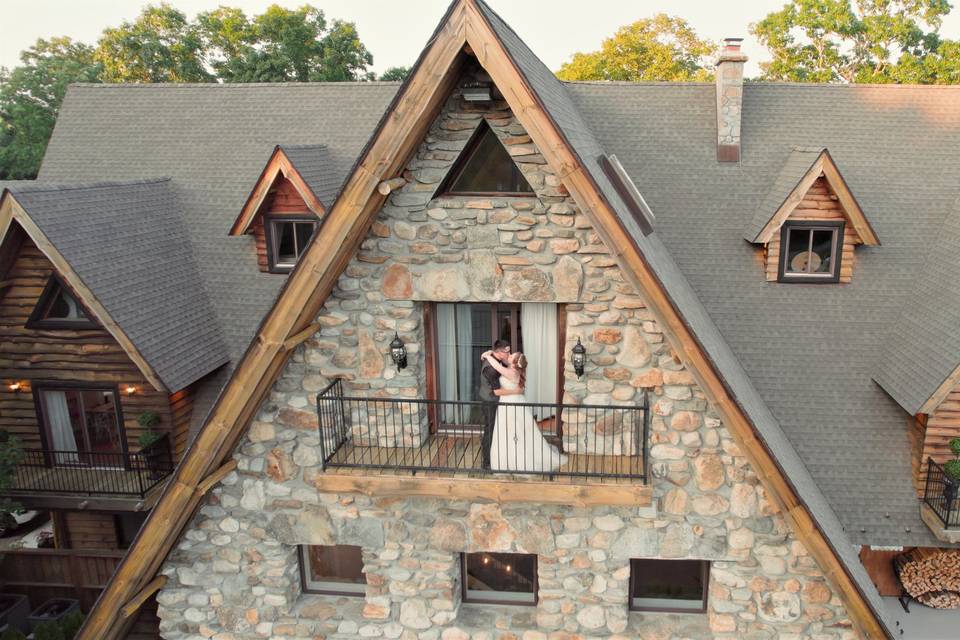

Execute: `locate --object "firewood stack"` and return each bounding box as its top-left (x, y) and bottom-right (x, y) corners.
top-left (897, 548), bottom-right (960, 608)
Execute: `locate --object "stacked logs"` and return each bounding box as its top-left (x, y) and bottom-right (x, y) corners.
top-left (898, 548), bottom-right (960, 608)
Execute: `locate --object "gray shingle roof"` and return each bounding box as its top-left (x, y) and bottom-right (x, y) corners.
top-left (744, 146), bottom-right (825, 242)
top-left (2, 179), bottom-right (228, 391)
top-left (278, 144), bottom-right (345, 209)
top-left (874, 196), bottom-right (960, 415)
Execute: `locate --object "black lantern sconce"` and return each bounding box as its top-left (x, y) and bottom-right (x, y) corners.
top-left (390, 333), bottom-right (408, 371)
top-left (571, 337), bottom-right (586, 378)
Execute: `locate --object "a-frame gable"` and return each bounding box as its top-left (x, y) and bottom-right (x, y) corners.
top-left (77, 2), bottom-right (891, 638)
top-left (230, 146), bottom-right (326, 237)
top-left (0, 194), bottom-right (167, 391)
top-left (748, 148), bottom-right (880, 246)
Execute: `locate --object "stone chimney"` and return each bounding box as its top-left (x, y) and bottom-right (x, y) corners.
top-left (715, 38), bottom-right (747, 162)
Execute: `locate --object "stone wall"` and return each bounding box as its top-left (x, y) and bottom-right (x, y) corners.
top-left (156, 68), bottom-right (856, 639)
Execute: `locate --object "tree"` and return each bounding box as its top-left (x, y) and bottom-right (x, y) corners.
top-left (197, 4), bottom-right (373, 82)
top-left (556, 14), bottom-right (717, 82)
top-left (751, 0), bottom-right (959, 83)
top-left (95, 3), bottom-right (212, 82)
top-left (379, 66), bottom-right (410, 81)
top-left (0, 37), bottom-right (101, 179)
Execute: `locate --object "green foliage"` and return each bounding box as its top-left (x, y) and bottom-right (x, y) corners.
top-left (0, 429), bottom-right (25, 532)
top-left (379, 66), bottom-right (410, 82)
top-left (0, 37), bottom-right (101, 179)
top-left (0, 629), bottom-right (28, 640)
top-left (945, 459), bottom-right (960, 481)
top-left (556, 14), bottom-right (716, 82)
top-left (137, 410), bottom-right (161, 428)
top-left (198, 4), bottom-right (373, 82)
top-left (137, 430), bottom-right (162, 449)
top-left (96, 3), bottom-right (212, 82)
top-left (31, 620), bottom-right (64, 640)
top-left (60, 609), bottom-right (86, 640)
top-left (951, 437), bottom-right (960, 458)
top-left (751, 0), bottom-right (959, 83)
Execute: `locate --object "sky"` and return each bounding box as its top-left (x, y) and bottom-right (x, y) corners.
top-left (3, 0), bottom-right (960, 77)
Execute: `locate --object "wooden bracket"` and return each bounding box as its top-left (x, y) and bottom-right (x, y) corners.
top-left (120, 575), bottom-right (167, 619)
top-left (196, 460), bottom-right (238, 496)
top-left (282, 322), bottom-right (321, 351)
top-left (376, 177), bottom-right (408, 196)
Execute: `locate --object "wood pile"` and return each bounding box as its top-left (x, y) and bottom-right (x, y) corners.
top-left (897, 548), bottom-right (960, 608)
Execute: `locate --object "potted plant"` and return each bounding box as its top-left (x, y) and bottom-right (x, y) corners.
top-left (137, 412), bottom-right (165, 478)
top-left (0, 595), bottom-right (30, 634)
top-left (942, 437), bottom-right (960, 504)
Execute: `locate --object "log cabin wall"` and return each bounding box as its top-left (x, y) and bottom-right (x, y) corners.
top-left (61, 511), bottom-right (119, 550)
top-left (764, 176), bottom-right (860, 283)
top-left (915, 385), bottom-right (960, 494)
top-left (251, 175), bottom-right (316, 272)
top-left (0, 234), bottom-right (185, 456)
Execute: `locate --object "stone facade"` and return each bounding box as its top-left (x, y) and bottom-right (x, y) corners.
top-left (156, 69), bottom-right (856, 639)
top-left (715, 38), bottom-right (747, 162)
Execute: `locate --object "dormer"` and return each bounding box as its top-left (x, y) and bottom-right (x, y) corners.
top-left (745, 148), bottom-right (879, 283)
top-left (231, 145), bottom-right (334, 273)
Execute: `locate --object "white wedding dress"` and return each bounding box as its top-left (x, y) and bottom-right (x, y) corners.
top-left (490, 375), bottom-right (568, 472)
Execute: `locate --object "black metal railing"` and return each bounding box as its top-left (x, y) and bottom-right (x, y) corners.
top-left (317, 379), bottom-right (648, 481)
top-left (5, 433), bottom-right (174, 498)
top-left (923, 458), bottom-right (960, 528)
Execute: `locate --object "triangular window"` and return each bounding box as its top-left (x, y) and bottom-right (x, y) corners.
top-left (439, 122), bottom-right (534, 195)
top-left (27, 276), bottom-right (96, 328)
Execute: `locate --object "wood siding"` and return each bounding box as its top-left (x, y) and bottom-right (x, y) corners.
top-left (764, 177), bottom-right (860, 283)
top-left (0, 235), bottom-right (188, 456)
top-left (251, 175), bottom-right (315, 272)
top-left (62, 511), bottom-right (119, 550)
top-left (915, 386), bottom-right (960, 494)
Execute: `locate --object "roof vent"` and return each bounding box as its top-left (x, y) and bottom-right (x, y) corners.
top-left (598, 154), bottom-right (655, 236)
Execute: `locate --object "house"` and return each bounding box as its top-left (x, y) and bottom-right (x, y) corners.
top-left (3, 0), bottom-right (960, 637)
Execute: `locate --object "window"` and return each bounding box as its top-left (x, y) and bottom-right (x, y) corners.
top-left (629, 559), bottom-right (709, 613)
top-left (27, 276), bottom-right (96, 329)
top-left (438, 122), bottom-right (534, 195)
top-left (461, 552), bottom-right (537, 605)
top-left (267, 217), bottom-right (317, 272)
top-left (299, 545), bottom-right (366, 595)
top-left (35, 385), bottom-right (124, 466)
top-left (778, 221), bottom-right (843, 283)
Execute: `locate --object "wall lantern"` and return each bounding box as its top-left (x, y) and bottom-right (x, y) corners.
top-left (8, 381), bottom-right (23, 394)
top-left (124, 385), bottom-right (138, 396)
top-left (572, 337), bottom-right (586, 378)
top-left (462, 81), bottom-right (492, 102)
top-left (390, 333), bottom-right (408, 371)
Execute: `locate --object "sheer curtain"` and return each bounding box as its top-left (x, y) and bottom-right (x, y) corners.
top-left (41, 390), bottom-right (79, 465)
top-left (436, 304), bottom-right (474, 423)
top-left (521, 303), bottom-right (558, 415)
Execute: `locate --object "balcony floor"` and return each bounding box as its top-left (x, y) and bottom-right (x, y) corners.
top-left (325, 433), bottom-right (645, 484)
top-left (7, 465), bottom-right (157, 497)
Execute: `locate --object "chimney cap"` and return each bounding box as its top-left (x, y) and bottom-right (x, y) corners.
top-left (718, 37), bottom-right (748, 63)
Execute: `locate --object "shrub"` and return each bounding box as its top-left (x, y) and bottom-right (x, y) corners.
top-left (32, 621), bottom-right (64, 640)
top-left (0, 629), bottom-right (28, 640)
top-left (945, 459), bottom-right (960, 482)
top-left (951, 437), bottom-right (960, 458)
top-left (60, 610), bottom-right (85, 640)
top-left (137, 411), bottom-right (161, 428)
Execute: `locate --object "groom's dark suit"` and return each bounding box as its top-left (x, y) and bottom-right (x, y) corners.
top-left (478, 360), bottom-right (500, 469)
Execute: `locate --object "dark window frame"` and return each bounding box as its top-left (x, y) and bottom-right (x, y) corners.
top-left (298, 545), bottom-right (366, 597)
top-left (460, 552), bottom-right (538, 606)
top-left (777, 220), bottom-right (844, 284)
top-left (436, 121), bottom-right (536, 197)
top-left (265, 215), bottom-right (319, 274)
top-left (31, 380), bottom-right (128, 468)
top-left (628, 558), bottom-right (710, 613)
top-left (26, 274), bottom-right (98, 330)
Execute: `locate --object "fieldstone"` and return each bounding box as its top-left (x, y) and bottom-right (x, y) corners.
top-left (266, 448), bottom-right (295, 482)
top-left (342, 517), bottom-right (385, 548)
top-left (593, 328), bottom-right (622, 345)
top-left (728, 527), bottom-right (755, 549)
top-left (802, 580), bottom-right (832, 604)
top-left (692, 494), bottom-right (729, 516)
top-left (757, 591), bottom-right (801, 623)
top-left (593, 514), bottom-right (624, 531)
top-left (359, 330), bottom-right (383, 378)
top-left (617, 326), bottom-right (652, 368)
top-left (631, 368), bottom-right (663, 388)
top-left (650, 444), bottom-right (685, 460)
top-left (430, 519), bottom-right (467, 551)
top-left (553, 255), bottom-right (583, 300)
top-left (394, 220), bottom-right (417, 240)
top-left (419, 268), bottom-right (471, 301)
top-left (383, 264), bottom-right (414, 299)
top-left (660, 523), bottom-right (695, 557)
top-left (729, 483), bottom-right (757, 518)
top-left (693, 454), bottom-right (725, 491)
top-left (503, 268), bottom-right (552, 301)
top-left (550, 238), bottom-right (580, 254)
top-left (611, 527), bottom-right (657, 560)
top-left (670, 411), bottom-right (701, 431)
top-left (399, 599), bottom-right (431, 630)
top-left (296, 504), bottom-right (335, 544)
top-left (240, 481), bottom-right (265, 511)
top-left (575, 605), bottom-right (605, 630)
top-left (248, 421), bottom-right (275, 443)
top-left (467, 250), bottom-right (502, 298)
top-left (663, 487), bottom-right (689, 515)
top-left (468, 503), bottom-right (516, 550)
top-left (278, 408), bottom-right (318, 430)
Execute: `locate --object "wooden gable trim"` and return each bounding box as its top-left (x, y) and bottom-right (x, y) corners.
top-left (229, 147), bottom-right (326, 236)
top-left (920, 363), bottom-right (960, 415)
top-left (755, 150), bottom-right (880, 247)
top-left (0, 194), bottom-right (167, 392)
top-left (75, 2), bottom-right (886, 638)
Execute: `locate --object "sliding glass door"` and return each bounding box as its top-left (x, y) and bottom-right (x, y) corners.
top-left (36, 386), bottom-right (124, 467)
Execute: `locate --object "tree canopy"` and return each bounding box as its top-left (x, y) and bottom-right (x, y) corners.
top-left (556, 14), bottom-right (717, 82)
top-left (751, 0), bottom-right (960, 83)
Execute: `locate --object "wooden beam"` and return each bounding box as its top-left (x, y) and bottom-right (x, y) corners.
top-left (755, 156), bottom-right (825, 244)
top-left (377, 177), bottom-right (408, 195)
top-left (315, 473), bottom-right (652, 507)
top-left (282, 322), bottom-right (321, 351)
top-left (196, 460), bottom-right (238, 496)
top-left (119, 575), bottom-right (167, 619)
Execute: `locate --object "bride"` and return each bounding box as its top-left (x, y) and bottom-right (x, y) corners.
top-left (481, 351), bottom-right (567, 473)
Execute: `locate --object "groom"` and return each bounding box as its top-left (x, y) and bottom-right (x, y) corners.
top-left (479, 339), bottom-right (513, 470)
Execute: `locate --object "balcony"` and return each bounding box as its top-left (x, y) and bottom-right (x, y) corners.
top-left (3, 434), bottom-right (174, 510)
top-left (315, 380), bottom-right (651, 506)
top-left (921, 458), bottom-right (960, 543)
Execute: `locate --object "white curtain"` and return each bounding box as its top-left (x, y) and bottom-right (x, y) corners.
top-left (455, 305), bottom-right (474, 402)
top-left (521, 303), bottom-right (558, 413)
top-left (436, 305), bottom-right (474, 423)
top-left (41, 390), bottom-right (79, 465)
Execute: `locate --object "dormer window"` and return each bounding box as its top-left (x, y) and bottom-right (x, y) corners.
top-left (266, 217), bottom-right (317, 272)
top-left (27, 276), bottom-right (96, 329)
top-left (779, 221), bottom-right (843, 283)
top-left (439, 122), bottom-right (534, 196)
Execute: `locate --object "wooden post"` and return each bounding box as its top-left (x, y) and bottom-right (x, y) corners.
top-left (376, 177), bottom-right (407, 196)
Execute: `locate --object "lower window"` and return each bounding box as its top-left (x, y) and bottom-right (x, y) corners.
top-left (461, 552), bottom-right (537, 605)
top-left (299, 545), bottom-right (366, 595)
top-left (629, 559), bottom-right (709, 612)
